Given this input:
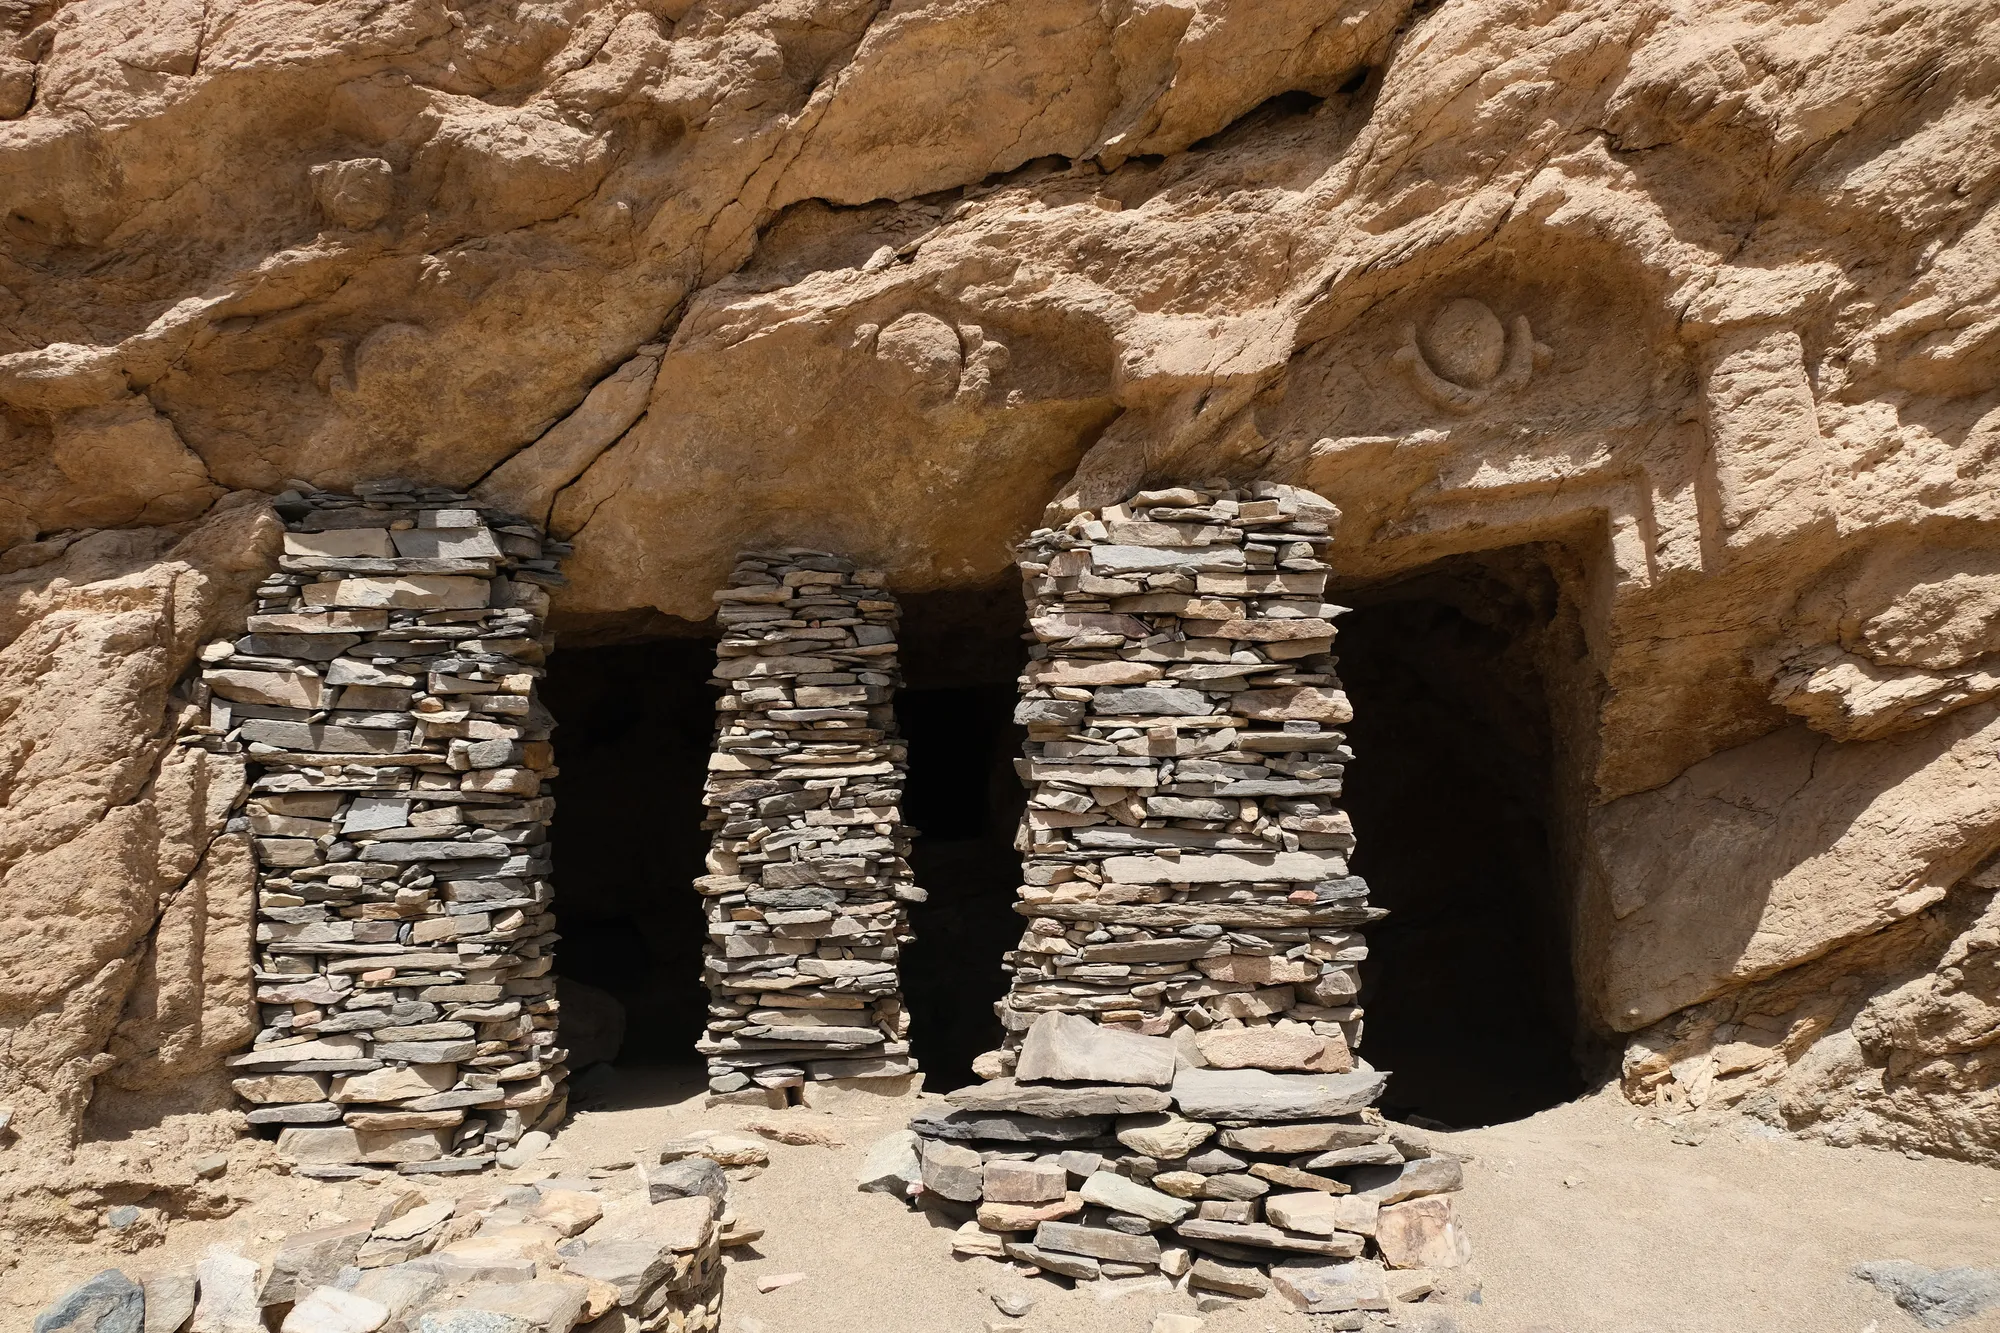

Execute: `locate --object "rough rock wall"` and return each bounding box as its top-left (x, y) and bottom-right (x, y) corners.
top-left (0, 497), bottom-right (280, 1154)
top-left (1, 0), bottom-right (1998, 1159)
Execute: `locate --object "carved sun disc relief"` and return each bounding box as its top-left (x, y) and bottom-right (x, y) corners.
top-left (1424, 298), bottom-right (1508, 387)
top-left (1392, 297), bottom-right (1553, 414)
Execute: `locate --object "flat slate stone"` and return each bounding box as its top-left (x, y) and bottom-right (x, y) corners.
top-left (1034, 1221), bottom-right (1162, 1266)
top-left (1016, 1012), bottom-right (1176, 1088)
top-left (908, 1109), bottom-right (1111, 1143)
top-left (918, 1139), bottom-right (984, 1203)
top-left (947, 1078), bottom-right (1170, 1118)
top-left (1073, 828), bottom-right (1273, 853)
top-left (1103, 849), bottom-right (1348, 884)
top-left (1173, 1219), bottom-right (1362, 1256)
top-left (1342, 1156), bottom-right (1462, 1203)
top-left (366, 841), bottom-right (513, 863)
top-left (1170, 1067), bottom-right (1385, 1122)
top-left (855, 1129), bottom-right (922, 1194)
top-left (1003, 1241), bottom-right (1100, 1280)
top-left (1217, 1121), bottom-right (1381, 1154)
top-left (1022, 902), bottom-right (1383, 929)
top-left (1078, 1171), bottom-right (1193, 1225)
top-left (646, 1157), bottom-right (727, 1205)
top-left (1264, 1192), bottom-right (1379, 1237)
top-left (1092, 687), bottom-right (1214, 716)
top-left (1269, 1258), bottom-right (1391, 1314)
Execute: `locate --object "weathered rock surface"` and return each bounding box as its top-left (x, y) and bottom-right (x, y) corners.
top-left (0, 0), bottom-right (1995, 1169)
top-left (1852, 1260), bottom-right (2000, 1330)
top-left (31, 1269), bottom-right (143, 1333)
top-left (0, 500), bottom-right (278, 1153)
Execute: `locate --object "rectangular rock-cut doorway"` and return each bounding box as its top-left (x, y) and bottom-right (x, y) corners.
top-left (537, 636), bottom-right (718, 1097)
top-left (1334, 549), bottom-right (1593, 1127)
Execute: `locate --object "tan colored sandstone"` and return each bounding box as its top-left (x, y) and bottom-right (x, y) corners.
top-left (0, 0), bottom-right (1992, 1170)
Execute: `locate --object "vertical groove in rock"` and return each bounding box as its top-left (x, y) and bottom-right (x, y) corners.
top-left (696, 549), bottom-right (922, 1105)
top-left (914, 480), bottom-right (1473, 1291)
top-left (188, 480), bottom-right (569, 1176)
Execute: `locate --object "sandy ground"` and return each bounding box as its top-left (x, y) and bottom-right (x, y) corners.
top-left (6, 1070), bottom-right (1998, 1333)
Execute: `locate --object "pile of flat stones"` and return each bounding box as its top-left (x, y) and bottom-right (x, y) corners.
top-left (181, 480), bottom-right (568, 1175)
top-left (31, 1157), bottom-right (731, 1333)
top-left (695, 550), bottom-right (922, 1105)
top-left (897, 481), bottom-right (1472, 1319)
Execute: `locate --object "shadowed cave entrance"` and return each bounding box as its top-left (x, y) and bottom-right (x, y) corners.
top-left (539, 586), bottom-right (1030, 1094)
top-left (1337, 561), bottom-right (1587, 1127)
top-left (896, 586), bottom-right (1030, 1094)
top-left (540, 638), bottom-right (717, 1069)
top-left (537, 568), bottom-right (1579, 1118)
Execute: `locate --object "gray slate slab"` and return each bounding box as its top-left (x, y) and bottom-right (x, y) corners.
top-left (1170, 1067), bottom-right (1385, 1122)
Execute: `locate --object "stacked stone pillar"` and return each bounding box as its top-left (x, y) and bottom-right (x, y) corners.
top-left (908, 482), bottom-right (1472, 1315)
top-left (187, 480), bottom-right (566, 1176)
top-left (696, 550), bottom-right (921, 1104)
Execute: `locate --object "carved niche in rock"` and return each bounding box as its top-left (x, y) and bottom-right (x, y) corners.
top-left (1392, 298), bottom-right (1553, 414)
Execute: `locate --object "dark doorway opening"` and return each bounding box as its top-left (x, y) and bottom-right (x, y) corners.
top-left (539, 639), bottom-right (716, 1068)
top-left (1337, 560), bottom-right (1585, 1127)
top-left (896, 586), bottom-right (1030, 1093)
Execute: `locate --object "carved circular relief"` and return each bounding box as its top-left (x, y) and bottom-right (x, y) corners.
top-left (1421, 298), bottom-right (1507, 387)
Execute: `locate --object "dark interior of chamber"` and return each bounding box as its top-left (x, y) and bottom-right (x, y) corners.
top-left (540, 639), bottom-right (716, 1067)
top-left (1337, 564), bottom-right (1585, 1127)
top-left (540, 584), bottom-right (1029, 1084)
top-left (895, 584), bottom-right (1030, 1094)
top-left (541, 565), bottom-right (1580, 1116)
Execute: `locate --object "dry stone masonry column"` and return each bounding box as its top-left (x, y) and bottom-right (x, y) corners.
top-left (904, 481), bottom-right (1473, 1312)
top-left (186, 480), bottom-right (568, 1176)
top-left (697, 550), bottom-right (922, 1106)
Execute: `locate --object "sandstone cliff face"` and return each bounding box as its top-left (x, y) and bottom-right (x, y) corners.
top-left (0, 500), bottom-right (279, 1157)
top-left (0, 0), bottom-right (1996, 1159)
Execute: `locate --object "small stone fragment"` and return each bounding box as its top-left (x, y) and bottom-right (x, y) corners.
top-left (142, 1267), bottom-right (198, 1333)
top-left (1114, 1113), bottom-right (1213, 1159)
top-left (646, 1157), bottom-right (727, 1206)
top-left (989, 1290), bottom-right (1036, 1318)
top-left (1015, 1012), bottom-right (1176, 1087)
top-left (192, 1247), bottom-right (265, 1333)
top-left (1376, 1195), bottom-right (1472, 1269)
top-left (32, 1270), bottom-right (144, 1333)
top-left (983, 1159), bottom-right (1066, 1204)
top-left (918, 1138), bottom-right (986, 1202)
top-left (1078, 1171), bottom-right (1194, 1225)
top-left (1188, 1257), bottom-right (1268, 1298)
top-left (856, 1130), bottom-right (922, 1194)
top-left (754, 1272), bottom-right (806, 1293)
top-left (278, 1286), bottom-right (390, 1333)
